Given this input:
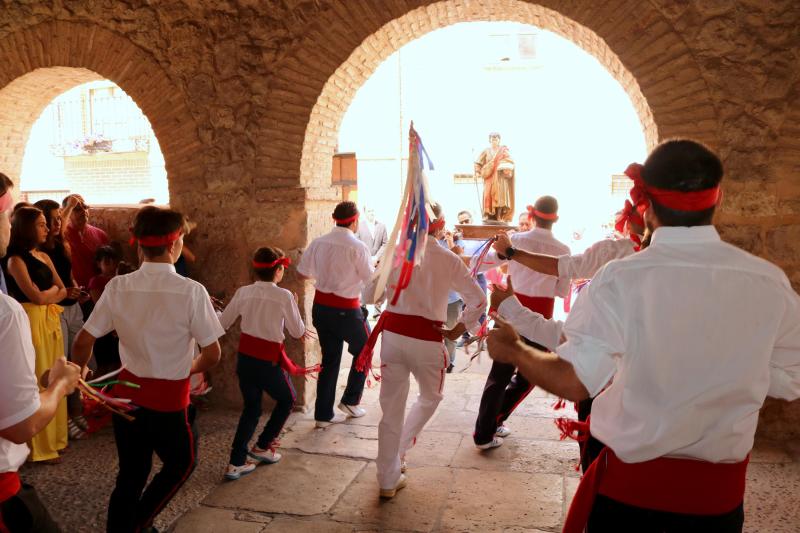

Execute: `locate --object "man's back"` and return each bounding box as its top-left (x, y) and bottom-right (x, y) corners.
top-left (298, 227), bottom-right (372, 298)
top-left (559, 226), bottom-right (800, 463)
top-left (509, 228), bottom-right (570, 297)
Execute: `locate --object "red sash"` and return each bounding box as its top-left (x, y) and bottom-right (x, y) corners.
top-left (355, 311), bottom-right (444, 374)
top-left (563, 447), bottom-right (748, 532)
top-left (113, 369), bottom-right (190, 412)
top-left (313, 290), bottom-right (360, 309)
top-left (515, 293), bottom-right (555, 319)
top-left (238, 333), bottom-right (320, 376)
top-left (0, 472), bottom-right (20, 504)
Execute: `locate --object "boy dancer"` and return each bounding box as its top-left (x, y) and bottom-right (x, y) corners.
top-left (297, 201), bottom-right (374, 427)
top-left (73, 206), bottom-right (224, 533)
top-left (219, 247), bottom-right (306, 480)
top-left (362, 203), bottom-right (485, 497)
top-left (487, 140), bottom-right (800, 532)
top-left (472, 195), bottom-right (570, 449)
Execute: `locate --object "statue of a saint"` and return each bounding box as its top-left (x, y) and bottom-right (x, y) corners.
top-left (474, 132), bottom-right (515, 223)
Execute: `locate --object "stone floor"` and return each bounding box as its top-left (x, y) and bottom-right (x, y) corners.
top-left (21, 348), bottom-right (800, 532)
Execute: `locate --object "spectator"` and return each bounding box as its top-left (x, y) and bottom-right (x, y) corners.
top-left (1, 206), bottom-right (69, 462)
top-left (437, 226), bottom-right (465, 373)
top-left (35, 199), bottom-right (89, 440)
top-left (62, 194), bottom-right (109, 289)
top-left (356, 206), bottom-right (389, 319)
top-left (0, 173), bottom-right (13, 295)
top-left (88, 245), bottom-right (122, 378)
top-left (517, 212), bottom-right (531, 232)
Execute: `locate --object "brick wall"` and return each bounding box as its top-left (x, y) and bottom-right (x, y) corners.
top-left (65, 152), bottom-right (153, 205)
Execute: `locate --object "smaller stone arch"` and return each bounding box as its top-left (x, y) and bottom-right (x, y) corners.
top-left (0, 20), bottom-right (201, 204)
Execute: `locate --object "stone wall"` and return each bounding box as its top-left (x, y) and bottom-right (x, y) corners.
top-left (0, 1), bottom-right (798, 436)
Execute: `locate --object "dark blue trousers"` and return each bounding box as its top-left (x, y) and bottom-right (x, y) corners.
top-left (230, 353), bottom-right (296, 466)
top-left (312, 303), bottom-right (369, 421)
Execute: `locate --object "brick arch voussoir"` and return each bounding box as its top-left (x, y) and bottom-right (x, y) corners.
top-left (0, 20), bottom-right (201, 202)
top-left (267, 0), bottom-right (719, 207)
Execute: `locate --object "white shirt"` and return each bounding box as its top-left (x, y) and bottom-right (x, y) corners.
top-left (381, 236), bottom-right (486, 332)
top-left (297, 226), bottom-right (373, 299)
top-left (557, 238), bottom-right (636, 280)
top-left (0, 294), bottom-right (41, 472)
top-left (219, 281), bottom-right (305, 342)
top-left (84, 262), bottom-right (225, 380)
top-left (481, 227), bottom-right (571, 298)
top-left (557, 226), bottom-right (800, 463)
top-left (498, 296), bottom-right (563, 352)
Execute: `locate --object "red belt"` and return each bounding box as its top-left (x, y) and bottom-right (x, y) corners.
top-left (112, 369), bottom-right (190, 412)
top-left (515, 294), bottom-right (554, 319)
top-left (0, 472), bottom-right (20, 504)
top-left (563, 447), bottom-right (748, 532)
top-left (238, 333), bottom-right (320, 376)
top-left (313, 290), bottom-right (360, 309)
top-left (355, 311), bottom-right (444, 374)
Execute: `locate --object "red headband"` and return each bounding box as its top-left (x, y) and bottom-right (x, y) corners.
top-left (428, 217), bottom-right (446, 234)
top-left (129, 229), bottom-right (182, 247)
top-left (526, 205), bottom-right (558, 221)
top-left (624, 162), bottom-right (721, 213)
top-left (0, 191), bottom-right (12, 213)
top-left (253, 257), bottom-right (291, 269)
top-left (334, 213), bottom-right (359, 225)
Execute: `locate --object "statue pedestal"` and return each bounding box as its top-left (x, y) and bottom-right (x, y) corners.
top-left (456, 223), bottom-right (516, 241)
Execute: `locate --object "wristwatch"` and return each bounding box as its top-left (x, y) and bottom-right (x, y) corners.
top-left (499, 246), bottom-right (516, 260)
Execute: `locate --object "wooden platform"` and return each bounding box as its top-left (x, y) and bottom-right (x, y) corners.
top-left (456, 223), bottom-right (516, 240)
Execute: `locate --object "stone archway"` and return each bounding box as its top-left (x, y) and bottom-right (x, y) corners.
top-left (0, 20), bottom-right (201, 204)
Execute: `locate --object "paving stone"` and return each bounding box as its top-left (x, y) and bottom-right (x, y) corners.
top-left (173, 506), bottom-right (268, 533)
top-left (496, 416), bottom-right (565, 441)
top-left (451, 436), bottom-right (580, 476)
top-left (281, 419), bottom-right (378, 460)
top-left (330, 464), bottom-right (453, 532)
top-left (427, 409), bottom-right (479, 434)
top-left (203, 450), bottom-right (365, 515)
top-left (465, 395), bottom-right (575, 419)
top-left (263, 517), bottom-right (356, 532)
top-left (563, 475), bottom-right (580, 523)
top-left (404, 431), bottom-right (463, 468)
top-left (743, 462), bottom-right (800, 533)
top-left (440, 469), bottom-right (563, 531)
top-left (749, 439), bottom-right (793, 464)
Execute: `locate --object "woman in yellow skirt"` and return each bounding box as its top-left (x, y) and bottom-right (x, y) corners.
top-left (2, 206), bottom-right (68, 462)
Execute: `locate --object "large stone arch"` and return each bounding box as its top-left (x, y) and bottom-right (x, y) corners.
top-left (0, 20), bottom-right (201, 203)
top-left (257, 0), bottom-right (719, 236)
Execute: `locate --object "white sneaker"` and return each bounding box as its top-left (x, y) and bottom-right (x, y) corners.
top-left (495, 425), bottom-right (512, 438)
top-left (475, 437), bottom-right (504, 450)
top-left (379, 474), bottom-right (408, 499)
top-left (315, 413), bottom-right (347, 428)
top-left (338, 402), bottom-right (366, 418)
top-left (249, 446), bottom-right (281, 464)
top-left (225, 461), bottom-right (256, 480)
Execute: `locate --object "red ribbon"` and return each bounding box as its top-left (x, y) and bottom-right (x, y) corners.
top-left (253, 257), bottom-right (291, 269)
top-left (647, 185), bottom-right (721, 211)
top-left (334, 213), bottom-right (359, 225)
top-left (526, 205), bottom-right (558, 221)
top-left (129, 229), bottom-right (182, 247)
top-left (428, 217), bottom-right (446, 234)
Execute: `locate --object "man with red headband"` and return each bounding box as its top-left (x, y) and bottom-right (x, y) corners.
top-left (487, 139), bottom-right (800, 532)
top-left (72, 206), bottom-right (224, 533)
top-left (357, 202), bottom-right (486, 498)
top-left (297, 201), bottom-right (374, 427)
top-left (471, 195), bottom-right (570, 449)
top-left (62, 193), bottom-right (109, 289)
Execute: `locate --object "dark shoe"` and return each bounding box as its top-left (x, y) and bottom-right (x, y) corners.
top-left (446, 364), bottom-right (454, 373)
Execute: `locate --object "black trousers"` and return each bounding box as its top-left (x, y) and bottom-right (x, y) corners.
top-left (588, 495), bottom-right (744, 533)
top-left (576, 397), bottom-right (606, 473)
top-left (473, 337), bottom-right (544, 445)
top-left (0, 484), bottom-right (60, 533)
top-left (107, 405), bottom-right (198, 533)
top-left (312, 303), bottom-right (369, 421)
top-left (229, 353), bottom-right (295, 466)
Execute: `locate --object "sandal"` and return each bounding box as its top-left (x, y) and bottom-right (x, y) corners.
top-left (68, 419), bottom-right (87, 440)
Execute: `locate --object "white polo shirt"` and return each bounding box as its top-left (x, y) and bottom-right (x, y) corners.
top-left (84, 262), bottom-right (225, 380)
top-left (481, 228), bottom-right (571, 298)
top-left (297, 226), bottom-right (373, 299)
top-left (219, 281), bottom-right (305, 342)
top-left (557, 225), bottom-right (800, 463)
top-left (0, 294), bottom-right (41, 472)
top-left (498, 296), bottom-right (563, 352)
top-left (384, 235), bottom-right (486, 332)
top-left (557, 238), bottom-right (636, 280)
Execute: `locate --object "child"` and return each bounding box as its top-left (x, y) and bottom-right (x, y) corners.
top-left (88, 245), bottom-right (121, 303)
top-left (88, 245), bottom-right (122, 378)
top-left (219, 247), bottom-right (308, 480)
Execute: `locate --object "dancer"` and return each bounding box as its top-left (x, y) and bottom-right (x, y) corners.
top-left (297, 201), bottom-right (374, 427)
top-left (219, 247), bottom-right (307, 480)
top-left (72, 206), bottom-right (224, 533)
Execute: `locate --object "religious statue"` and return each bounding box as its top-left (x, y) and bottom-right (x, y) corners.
top-left (474, 132), bottom-right (515, 223)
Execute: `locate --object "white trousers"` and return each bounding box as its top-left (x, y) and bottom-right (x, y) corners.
top-left (376, 331), bottom-right (448, 489)
top-left (60, 303), bottom-right (84, 360)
